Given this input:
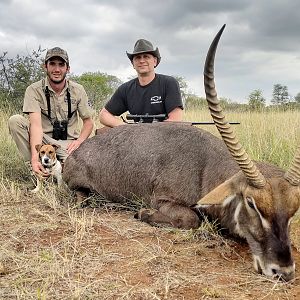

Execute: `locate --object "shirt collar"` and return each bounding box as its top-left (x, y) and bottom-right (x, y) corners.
top-left (45, 77), bottom-right (69, 94)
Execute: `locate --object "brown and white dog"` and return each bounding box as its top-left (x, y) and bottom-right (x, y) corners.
top-left (31, 144), bottom-right (63, 193)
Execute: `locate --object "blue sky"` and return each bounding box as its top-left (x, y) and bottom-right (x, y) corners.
top-left (1, 0), bottom-right (300, 103)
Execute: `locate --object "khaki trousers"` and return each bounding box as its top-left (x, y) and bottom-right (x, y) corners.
top-left (8, 114), bottom-right (71, 162)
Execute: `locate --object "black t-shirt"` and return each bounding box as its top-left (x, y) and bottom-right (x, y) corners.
top-left (105, 73), bottom-right (183, 116)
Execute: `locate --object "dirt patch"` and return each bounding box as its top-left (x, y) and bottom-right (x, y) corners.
top-left (1, 191), bottom-right (300, 299)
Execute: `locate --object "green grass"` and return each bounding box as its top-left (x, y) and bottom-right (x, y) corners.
top-left (0, 112), bottom-right (30, 183)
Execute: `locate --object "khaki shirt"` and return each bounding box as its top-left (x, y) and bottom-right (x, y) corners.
top-left (23, 77), bottom-right (94, 139)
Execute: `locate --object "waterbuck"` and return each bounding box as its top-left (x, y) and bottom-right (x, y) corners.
top-left (63, 25), bottom-right (300, 281)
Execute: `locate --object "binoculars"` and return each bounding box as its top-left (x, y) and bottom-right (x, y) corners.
top-left (52, 120), bottom-right (68, 140)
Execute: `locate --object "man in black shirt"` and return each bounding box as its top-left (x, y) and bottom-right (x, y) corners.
top-left (99, 39), bottom-right (183, 127)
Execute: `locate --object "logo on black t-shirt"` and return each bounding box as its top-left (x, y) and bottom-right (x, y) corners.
top-left (150, 96), bottom-right (162, 104)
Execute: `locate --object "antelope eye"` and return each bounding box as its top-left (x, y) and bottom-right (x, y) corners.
top-left (246, 197), bottom-right (255, 210)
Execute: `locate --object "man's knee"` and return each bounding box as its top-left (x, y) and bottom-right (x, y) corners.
top-left (8, 114), bottom-right (27, 132)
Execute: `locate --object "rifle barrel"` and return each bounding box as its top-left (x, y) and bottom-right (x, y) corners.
top-left (125, 114), bottom-right (240, 125)
top-left (191, 121), bottom-right (240, 125)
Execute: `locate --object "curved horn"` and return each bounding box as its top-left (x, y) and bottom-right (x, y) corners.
top-left (204, 24), bottom-right (266, 188)
top-left (284, 146), bottom-right (300, 185)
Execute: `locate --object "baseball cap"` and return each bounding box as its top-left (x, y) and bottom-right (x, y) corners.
top-left (45, 47), bottom-right (69, 64)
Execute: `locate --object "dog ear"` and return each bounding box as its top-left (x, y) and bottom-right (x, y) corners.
top-left (35, 144), bottom-right (43, 152)
top-left (51, 144), bottom-right (61, 150)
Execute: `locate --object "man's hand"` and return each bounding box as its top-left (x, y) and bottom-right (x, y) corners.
top-left (66, 139), bottom-right (83, 155)
top-left (66, 117), bottom-right (93, 154)
top-left (31, 159), bottom-right (49, 178)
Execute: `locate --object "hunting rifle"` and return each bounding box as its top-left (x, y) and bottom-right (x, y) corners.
top-left (125, 113), bottom-right (240, 125)
top-left (95, 113), bottom-right (240, 135)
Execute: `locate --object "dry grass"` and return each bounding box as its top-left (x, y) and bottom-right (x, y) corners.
top-left (1, 185), bottom-right (300, 300)
top-left (1, 109), bottom-right (300, 299)
top-left (183, 109), bottom-right (300, 168)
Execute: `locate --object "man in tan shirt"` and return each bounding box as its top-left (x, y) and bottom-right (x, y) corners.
top-left (8, 47), bottom-right (94, 177)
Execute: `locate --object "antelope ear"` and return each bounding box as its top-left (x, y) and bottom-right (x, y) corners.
top-left (197, 172), bottom-right (243, 205)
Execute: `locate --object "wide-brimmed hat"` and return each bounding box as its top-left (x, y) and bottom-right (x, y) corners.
top-left (126, 39), bottom-right (161, 66)
top-left (45, 47), bottom-right (69, 64)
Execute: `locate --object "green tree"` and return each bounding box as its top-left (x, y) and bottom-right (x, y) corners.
top-left (294, 92), bottom-right (300, 103)
top-left (271, 84), bottom-right (289, 105)
top-left (185, 94), bottom-right (207, 110)
top-left (0, 47), bottom-right (45, 111)
top-left (218, 97), bottom-right (249, 112)
top-left (173, 75), bottom-right (188, 105)
top-left (247, 89), bottom-right (266, 110)
top-left (71, 72), bottom-right (122, 110)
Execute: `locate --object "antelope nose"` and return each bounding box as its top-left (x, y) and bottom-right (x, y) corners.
top-left (272, 267), bottom-right (295, 282)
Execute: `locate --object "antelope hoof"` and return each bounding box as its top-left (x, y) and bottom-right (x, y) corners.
top-left (75, 191), bottom-right (89, 208)
top-left (134, 208), bottom-right (155, 222)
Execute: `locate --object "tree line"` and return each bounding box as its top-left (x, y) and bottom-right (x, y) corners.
top-left (245, 85), bottom-right (300, 111)
top-left (0, 47), bottom-right (121, 113)
top-left (1, 47), bottom-right (300, 113)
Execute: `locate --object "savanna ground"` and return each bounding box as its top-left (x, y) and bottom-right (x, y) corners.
top-left (1, 109), bottom-right (300, 299)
